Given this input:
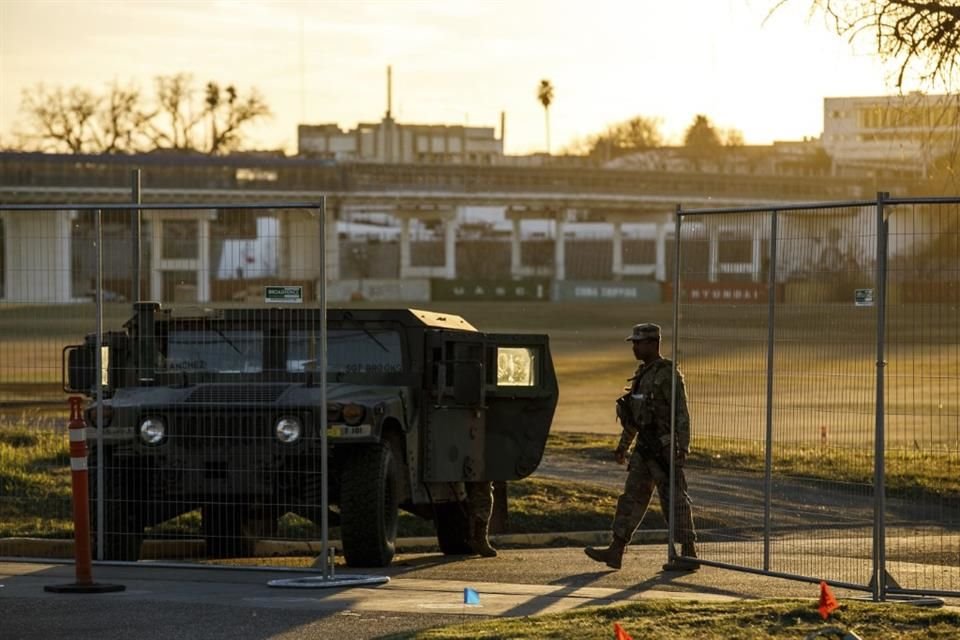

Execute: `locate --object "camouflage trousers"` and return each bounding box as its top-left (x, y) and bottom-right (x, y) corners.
top-left (465, 481), bottom-right (493, 524)
top-left (611, 453), bottom-right (697, 545)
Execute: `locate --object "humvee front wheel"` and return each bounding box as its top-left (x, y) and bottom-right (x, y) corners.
top-left (340, 442), bottom-right (399, 567)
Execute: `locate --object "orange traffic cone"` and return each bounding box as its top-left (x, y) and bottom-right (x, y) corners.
top-left (818, 581), bottom-right (839, 620)
top-left (614, 621), bottom-right (633, 640)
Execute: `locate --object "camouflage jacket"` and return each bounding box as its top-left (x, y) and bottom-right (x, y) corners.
top-left (616, 357), bottom-right (690, 455)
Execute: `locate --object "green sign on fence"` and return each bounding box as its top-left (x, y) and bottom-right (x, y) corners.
top-left (264, 285), bottom-right (304, 304)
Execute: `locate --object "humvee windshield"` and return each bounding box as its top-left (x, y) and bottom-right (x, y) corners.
top-left (164, 329), bottom-right (264, 373)
top-left (286, 329), bottom-right (403, 374)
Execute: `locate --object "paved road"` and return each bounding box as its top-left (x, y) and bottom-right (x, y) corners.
top-left (536, 451), bottom-right (960, 534)
top-left (3, 539), bottom-right (958, 640)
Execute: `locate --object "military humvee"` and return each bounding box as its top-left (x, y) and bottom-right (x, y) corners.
top-left (64, 302), bottom-right (558, 567)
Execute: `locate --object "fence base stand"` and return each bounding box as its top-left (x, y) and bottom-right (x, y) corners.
top-left (44, 582), bottom-right (126, 594)
top-left (854, 593), bottom-right (944, 607)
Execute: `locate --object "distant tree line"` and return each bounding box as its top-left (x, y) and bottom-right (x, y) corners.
top-left (568, 113), bottom-right (744, 165)
top-left (9, 73), bottom-right (271, 155)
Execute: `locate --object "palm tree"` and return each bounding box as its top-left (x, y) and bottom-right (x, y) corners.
top-left (537, 79), bottom-right (554, 155)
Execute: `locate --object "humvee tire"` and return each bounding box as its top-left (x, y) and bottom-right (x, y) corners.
top-left (339, 442), bottom-right (399, 567)
top-left (88, 451), bottom-right (145, 562)
top-left (434, 501), bottom-right (472, 555)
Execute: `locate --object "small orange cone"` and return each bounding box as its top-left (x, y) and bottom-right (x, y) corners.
top-left (614, 621), bottom-right (634, 640)
top-left (818, 581), bottom-right (839, 620)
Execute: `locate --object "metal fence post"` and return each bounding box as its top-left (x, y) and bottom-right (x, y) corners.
top-left (668, 204), bottom-right (682, 558)
top-left (131, 169), bottom-right (141, 302)
top-left (319, 198), bottom-right (330, 579)
top-left (94, 208), bottom-right (104, 561)
top-left (872, 192), bottom-right (890, 601)
top-left (763, 211), bottom-right (779, 572)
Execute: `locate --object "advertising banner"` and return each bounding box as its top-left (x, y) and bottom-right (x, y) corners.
top-left (431, 279), bottom-right (550, 301)
top-left (555, 281), bottom-right (661, 303)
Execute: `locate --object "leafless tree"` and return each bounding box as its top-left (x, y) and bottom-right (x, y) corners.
top-left (19, 85), bottom-right (100, 153)
top-left (14, 74), bottom-right (270, 154)
top-left (95, 82), bottom-right (155, 153)
top-left (776, 1), bottom-right (960, 89)
top-left (149, 73), bottom-right (204, 151)
top-left (581, 115), bottom-right (664, 161)
top-left (203, 81), bottom-right (271, 154)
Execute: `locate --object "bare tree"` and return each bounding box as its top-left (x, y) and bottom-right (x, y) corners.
top-left (14, 73), bottom-right (270, 154)
top-left (203, 82), bottom-right (271, 154)
top-left (583, 115), bottom-right (664, 161)
top-left (18, 85), bottom-right (100, 153)
top-left (721, 127), bottom-right (745, 147)
top-left (94, 82), bottom-right (155, 153)
top-left (149, 73), bottom-right (204, 151)
top-left (537, 79), bottom-right (554, 154)
top-left (778, 1), bottom-right (960, 89)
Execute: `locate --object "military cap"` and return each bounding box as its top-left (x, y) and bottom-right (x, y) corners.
top-left (625, 323), bottom-right (661, 342)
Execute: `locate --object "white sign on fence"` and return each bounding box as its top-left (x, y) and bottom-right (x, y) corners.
top-left (854, 288), bottom-right (874, 307)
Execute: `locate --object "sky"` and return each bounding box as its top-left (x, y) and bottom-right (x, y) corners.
top-left (0, 0), bottom-right (917, 155)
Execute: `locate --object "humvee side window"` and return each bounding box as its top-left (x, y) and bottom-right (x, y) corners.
top-left (287, 329), bottom-right (403, 374)
top-left (163, 329), bottom-right (264, 373)
top-left (497, 347), bottom-right (537, 387)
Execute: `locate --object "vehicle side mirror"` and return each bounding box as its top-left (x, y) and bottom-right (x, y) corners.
top-left (64, 344), bottom-right (95, 395)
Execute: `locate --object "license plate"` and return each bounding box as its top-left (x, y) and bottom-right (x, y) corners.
top-left (327, 424), bottom-right (370, 438)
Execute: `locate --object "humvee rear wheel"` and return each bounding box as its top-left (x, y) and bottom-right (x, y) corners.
top-left (340, 442), bottom-right (399, 567)
top-left (434, 501), bottom-right (472, 555)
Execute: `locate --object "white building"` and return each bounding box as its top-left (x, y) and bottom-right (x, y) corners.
top-left (298, 116), bottom-right (503, 165)
top-left (823, 93), bottom-right (960, 177)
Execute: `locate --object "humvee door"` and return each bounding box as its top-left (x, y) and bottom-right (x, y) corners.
top-left (422, 332), bottom-right (487, 482)
top-left (484, 333), bottom-right (558, 480)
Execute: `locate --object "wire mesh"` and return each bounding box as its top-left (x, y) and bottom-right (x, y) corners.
top-left (2, 193), bottom-right (957, 597)
top-left (0, 204), bottom-right (336, 566)
top-left (677, 198), bottom-right (960, 597)
top-left (883, 200), bottom-right (960, 595)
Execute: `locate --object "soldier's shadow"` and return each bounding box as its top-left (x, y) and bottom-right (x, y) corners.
top-left (386, 553), bottom-right (478, 574)
top-left (626, 571), bottom-right (743, 598)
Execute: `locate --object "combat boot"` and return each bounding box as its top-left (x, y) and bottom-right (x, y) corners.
top-left (662, 541), bottom-right (700, 572)
top-left (469, 518), bottom-right (498, 558)
top-left (584, 535), bottom-right (628, 570)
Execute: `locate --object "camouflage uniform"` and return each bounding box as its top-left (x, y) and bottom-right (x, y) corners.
top-left (612, 357), bottom-right (697, 546)
top-left (465, 481), bottom-right (493, 523)
top-left (465, 481), bottom-right (496, 557)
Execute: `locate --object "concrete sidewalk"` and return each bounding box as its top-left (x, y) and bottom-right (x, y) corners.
top-left (0, 558), bottom-right (739, 640)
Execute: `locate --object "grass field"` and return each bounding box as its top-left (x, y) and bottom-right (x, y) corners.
top-left (381, 599), bottom-right (960, 640)
top-left (1, 300), bottom-right (957, 540)
top-left (0, 418), bottom-right (626, 539)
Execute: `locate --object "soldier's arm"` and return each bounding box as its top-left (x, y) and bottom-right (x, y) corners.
top-left (616, 426), bottom-right (637, 456)
top-left (615, 393), bottom-right (638, 456)
top-left (653, 366), bottom-right (690, 454)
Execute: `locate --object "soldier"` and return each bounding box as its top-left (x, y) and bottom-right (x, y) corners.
top-left (584, 323), bottom-right (699, 572)
top-left (465, 481), bottom-right (497, 557)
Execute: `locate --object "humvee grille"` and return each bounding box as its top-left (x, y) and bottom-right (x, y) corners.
top-left (186, 384), bottom-right (288, 404)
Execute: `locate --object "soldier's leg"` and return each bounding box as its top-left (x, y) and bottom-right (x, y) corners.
top-left (657, 467), bottom-right (699, 571)
top-left (585, 459), bottom-right (655, 569)
top-left (464, 481), bottom-right (496, 557)
top-left (612, 461), bottom-right (656, 543)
